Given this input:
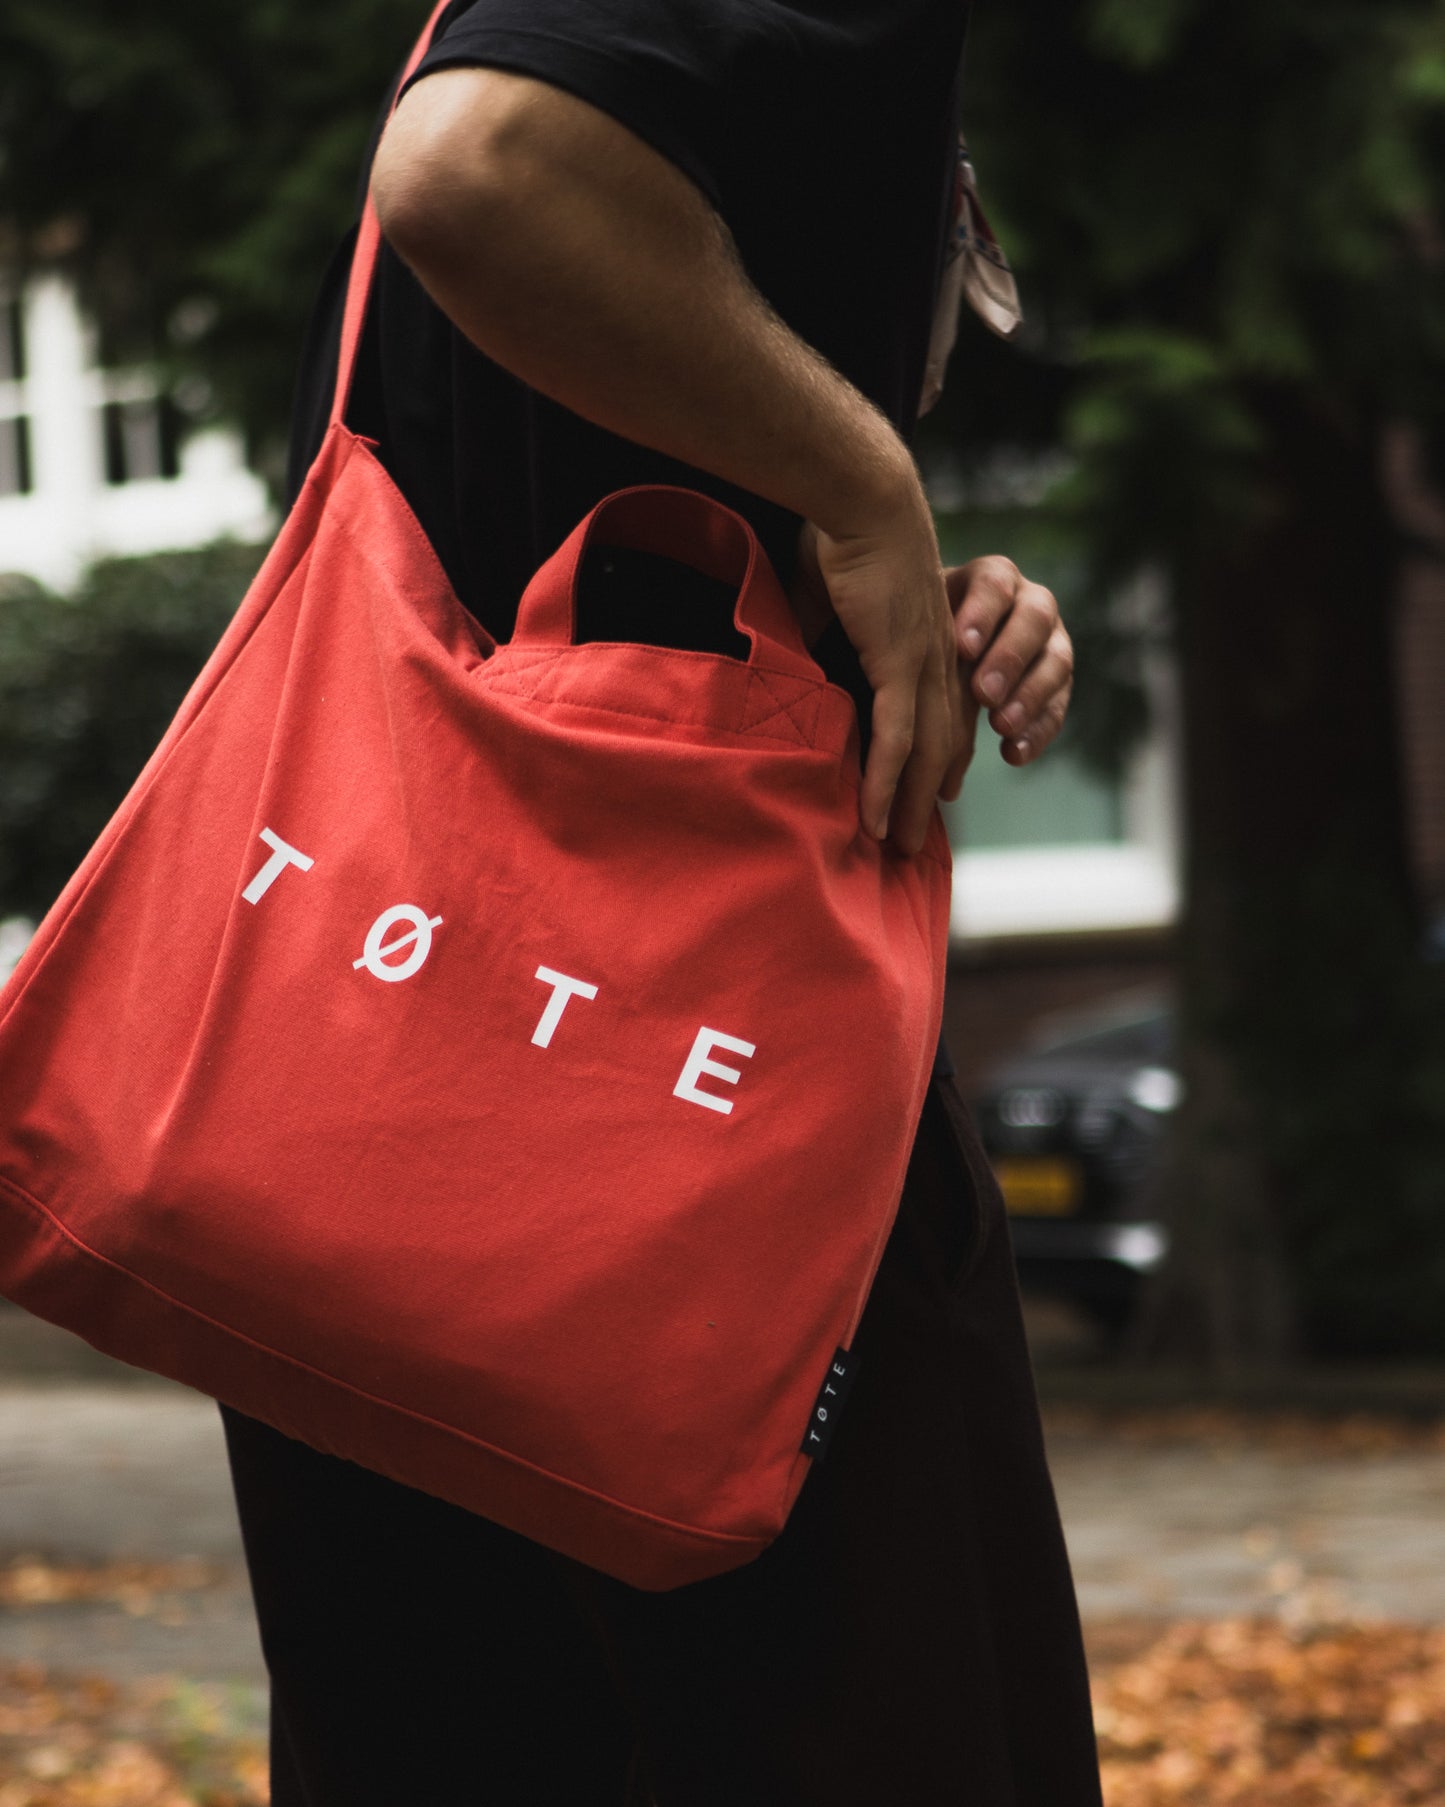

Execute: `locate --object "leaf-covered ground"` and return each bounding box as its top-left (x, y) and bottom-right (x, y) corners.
top-left (1093, 1619), bottom-right (1445, 1805)
top-left (0, 1657), bottom-right (265, 1805)
top-left (2, 1556), bottom-right (1444, 1802)
top-left (1043, 1402), bottom-right (1445, 1456)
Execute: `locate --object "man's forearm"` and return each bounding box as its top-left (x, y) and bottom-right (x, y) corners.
top-left (372, 64), bottom-right (974, 851)
top-left (369, 64), bottom-right (1071, 847)
top-left (371, 67), bottom-right (919, 541)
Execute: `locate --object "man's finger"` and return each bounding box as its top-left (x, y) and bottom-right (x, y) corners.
top-left (862, 680), bottom-right (919, 842)
top-left (939, 690), bottom-right (980, 801)
top-left (889, 722), bottom-right (948, 852)
top-left (1000, 685), bottom-right (1072, 765)
top-left (969, 579), bottom-right (1059, 710)
top-left (988, 629), bottom-right (1074, 742)
top-left (947, 556), bottom-right (1020, 660)
top-left (888, 642), bottom-right (964, 853)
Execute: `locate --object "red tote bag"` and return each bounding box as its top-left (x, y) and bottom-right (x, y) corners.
top-left (0, 7), bottom-right (951, 1590)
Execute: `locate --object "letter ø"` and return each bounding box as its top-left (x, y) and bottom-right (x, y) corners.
top-left (353, 905), bottom-right (443, 983)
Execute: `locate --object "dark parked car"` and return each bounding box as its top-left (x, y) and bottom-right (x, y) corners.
top-left (970, 990), bottom-right (1177, 1334)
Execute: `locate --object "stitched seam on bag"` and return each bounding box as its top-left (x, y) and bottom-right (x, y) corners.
top-left (737, 671), bottom-right (808, 744)
top-left (482, 672), bottom-right (834, 751)
top-left (739, 668), bottom-right (818, 746)
top-left (0, 1170), bottom-right (764, 1553)
top-left (488, 649), bottom-right (828, 695)
top-left (489, 654), bottom-right (546, 706)
top-left (487, 654), bottom-right (820, 693)
top-left (489, 665), bottom-right (866, 796)
top-left (495, 641), bottom-right (828, 692)
top-left (488, 649), bottom-right (831, 750)
top-left (471, 659), bottom-right (884, 807)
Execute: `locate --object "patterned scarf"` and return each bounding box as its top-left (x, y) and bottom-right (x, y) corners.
top-left (919, 137), bottom-right (1023, 415)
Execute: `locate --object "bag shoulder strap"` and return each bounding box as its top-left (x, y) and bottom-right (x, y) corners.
top-left (331, 0), bottom-right (457, 428)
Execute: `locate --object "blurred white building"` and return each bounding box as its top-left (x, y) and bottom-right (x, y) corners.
top-left (0, 272), bottom-right (270, 592)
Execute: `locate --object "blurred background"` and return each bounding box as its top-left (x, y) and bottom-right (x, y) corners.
top-left (0, 1), bottom-right (1444, 1802)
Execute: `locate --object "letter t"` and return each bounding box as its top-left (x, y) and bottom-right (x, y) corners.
top-left (532, 966), bottom-right (599, 1048)
top-left (242, 827), bottom-right (314, 904)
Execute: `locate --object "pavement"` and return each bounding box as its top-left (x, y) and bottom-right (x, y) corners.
top-left (2, 1307), bottom-right (1445, 1687)
top-left (1045, 1415), bottom-right (1445, 1626)
top-left (0, 1383), bottom-right (262, 1683)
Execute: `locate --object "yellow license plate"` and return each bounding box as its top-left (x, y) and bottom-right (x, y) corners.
top-left (993, 1156), bottom-right (1083, 1217)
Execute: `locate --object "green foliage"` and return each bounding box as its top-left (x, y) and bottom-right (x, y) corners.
top-left (0, 0), bottom-right (422, 475)
top-left (1058, 331), bottom-right (1266, 576)
top-left (1084, 0), bottom-right (1201, 71)
top-left (0, 542), bottom-right (261, 918)
top-left (960, 0), bottom-right (1445, 555)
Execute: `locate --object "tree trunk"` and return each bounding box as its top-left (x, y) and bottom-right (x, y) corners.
top-left (1131, 397), bottom-right (1424, 1367)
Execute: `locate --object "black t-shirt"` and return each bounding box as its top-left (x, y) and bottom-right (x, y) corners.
top-left (287, 0), bottom-right (971, 657)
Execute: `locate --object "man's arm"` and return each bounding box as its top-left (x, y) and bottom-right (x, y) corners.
top-left (372, 66), bottom-right (960, 852)
top-left (373, 67), bottom-right (1070, 847)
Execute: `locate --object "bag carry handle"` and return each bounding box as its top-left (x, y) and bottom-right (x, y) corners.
top-left (331, 0), bottom-right (456, 428)
top-left (511, 486), bottom-right (825, 683)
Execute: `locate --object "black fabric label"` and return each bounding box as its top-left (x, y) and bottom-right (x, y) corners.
top-left (800, 1346), bottom-right (860, 1460)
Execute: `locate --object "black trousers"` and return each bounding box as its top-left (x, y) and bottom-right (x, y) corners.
top-left (219, 1077), bottom-right (1103, 1806)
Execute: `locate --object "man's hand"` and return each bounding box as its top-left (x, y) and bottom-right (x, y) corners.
top-left (792, 526), bottom-right (1073, 817)
top-left (807, 485), bottom-right (966, 854)
top-left (948, 557), bottom-right (1073, 767)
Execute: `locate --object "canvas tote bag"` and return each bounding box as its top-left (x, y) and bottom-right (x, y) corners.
top-left (0, 3), bottom-right (952, 1589)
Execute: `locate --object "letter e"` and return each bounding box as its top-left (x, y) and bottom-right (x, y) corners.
top-left (673, 1027), bottom-right (756, 1116)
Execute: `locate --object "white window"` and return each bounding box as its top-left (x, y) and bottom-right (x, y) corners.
top-left (101, 395), bottom-right (182, 485)
top-left (0, 270), bottom-right (271, 590)
top-left (0, 294), bottom-right (24, 385)
top-left (0, 292), bottom-right (31, 497)
top-left (0, 414), bottom-right (32, 497)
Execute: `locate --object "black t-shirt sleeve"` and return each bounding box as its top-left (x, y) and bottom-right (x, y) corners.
top-left (404, 1), bottom-right (759, 210)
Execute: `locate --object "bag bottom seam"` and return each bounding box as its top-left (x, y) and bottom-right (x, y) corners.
top-left (0, 1168), bottom-right (763, 1556)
